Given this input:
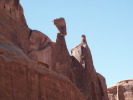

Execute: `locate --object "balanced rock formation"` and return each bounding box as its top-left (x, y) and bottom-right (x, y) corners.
top-left (53, 17), bottom-right (67, 36)
top-left (108, 79), bottom-right (133, 100)
top-left (0, 0), bottom-right (109, 100)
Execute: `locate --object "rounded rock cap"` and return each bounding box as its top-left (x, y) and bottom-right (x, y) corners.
top-left (81, 34), bottom-right (86, 43)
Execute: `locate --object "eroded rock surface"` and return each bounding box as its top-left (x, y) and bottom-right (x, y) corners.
top-left (53, 17), bottom-right (67, 36)
top-left (71, 35), bottom-right (108, 100)
top-left (0, 35), bottom-right (85, 100)
top-left (0, 0), bottom-right (109, 100)
top-left (0, 0), bottom-right (26, 25)
top-left (108, 79), bottom-right (133, 100)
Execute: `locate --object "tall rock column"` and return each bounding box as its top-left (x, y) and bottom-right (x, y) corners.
top-left (71, 35), bottom-right (108, 100)
top-left (51, 18), bottom-right (74, 82)
top-left (27, 17), bottom-right (75, 82)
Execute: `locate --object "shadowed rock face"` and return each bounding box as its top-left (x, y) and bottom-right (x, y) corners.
top-left (108, 79), bottom-right (133, 100)
top-left (0, 0), bottom-right (109, 100)
top-left (71, 35), bottom-right (108, 100)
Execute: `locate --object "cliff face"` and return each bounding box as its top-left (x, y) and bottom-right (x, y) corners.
top-left (0, 0), bottom-right (26, 25)
top-left (0, 35), bottom-right (85, 100)
top-left (108, 79), bottom-right (133, 100)
top-left (0, 0), bottom-right (108, 100)
top-left (71, 35), bottom-right (108, 100)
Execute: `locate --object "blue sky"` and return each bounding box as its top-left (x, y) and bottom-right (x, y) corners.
top-left (20, 0), bottom-right (133, 87)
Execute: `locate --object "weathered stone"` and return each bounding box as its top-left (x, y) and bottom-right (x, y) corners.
top-left (97, 73), bottom-right (109, 100)
top-left (0, 0), bottom-right (27, 25)
top-left (27, 30), bottom-right (75, 82)
top-left (28, 30), bottom-right (52, 67)
top-left (81, 34), bottom-right (87, 43)
top-left (0, 0), bottom-right (109, 100)
top-left (53, 17), bottom-right (67, 36)
top-left (0, 5), bottom-right (30, 54)
top-left (0, 35), bottom-right (85, 100)
top-left (71, 35), bottom-right (108, 100)
top-left (108, 79), bottom-right (133, 100)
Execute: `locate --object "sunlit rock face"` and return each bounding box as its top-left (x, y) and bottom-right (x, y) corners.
top-left (0, 0), bottom-right (26, 25)
top-left (53, 17), bottom-right (67, 36)
top-left (0, 35), bottom-right (85, 100)
top-left (108, 79), bottom-right (133, 100)
top-left (0, 0), bottom-right (109, 100)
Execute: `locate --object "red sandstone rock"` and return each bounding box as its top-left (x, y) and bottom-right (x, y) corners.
top-left (98, 73), bottom-right (109, 100)
top-left (28, 30), bottom-right (52, 66)
top-left (0, 0), bottom-right (27, 25)
top-left (71, 35), bottom-right (108, 100)
top-left (53, 17), bottom-right (67, 36)
top-left (0, 35), bottom-right (85, 100)
top-left (0, 5), bottom-right (30, 54)
top-left (108, 79), bottom-right (133, 100)
top-left (50, 32), bottom-right (75, 82)
top-left (27, 30), bottom-right (75, 82)
top-left (0, 0), bottom-right (109, 100)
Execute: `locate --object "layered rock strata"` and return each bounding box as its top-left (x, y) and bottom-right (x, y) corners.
top-left (0, 0), bottom-right (109, 100)
top-left (0, 0), bottom-right (26, 25)
top-left (108, 79), bottom-right (133, 100)
top-left (0, 35), bottom-right (85, 100)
